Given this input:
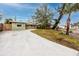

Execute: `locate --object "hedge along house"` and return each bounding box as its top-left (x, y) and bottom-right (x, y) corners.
top-left (4, 21), bottom-right (26, 31)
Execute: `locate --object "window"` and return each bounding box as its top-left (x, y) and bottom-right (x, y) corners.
top-left (17, 24), bottom-right (22, 27)
top-left (10, 22), bottom-right (12, 24)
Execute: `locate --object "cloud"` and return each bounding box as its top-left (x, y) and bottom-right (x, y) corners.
top-left (2, 3), bottom-right (38, 9)
top-left (3, 3), bottom-right (20, 7)
top-left (2, 3), bottom-right (24, 8)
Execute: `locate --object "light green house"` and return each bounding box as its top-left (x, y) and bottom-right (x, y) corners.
top-left (9, 21), bottom-right (26, 30)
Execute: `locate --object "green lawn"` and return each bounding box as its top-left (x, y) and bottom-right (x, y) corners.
top-left (32, 29), bottom-right (79, 51)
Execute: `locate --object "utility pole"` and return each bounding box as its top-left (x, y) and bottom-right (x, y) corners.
top-left (14, 16), bottom-right (16, 21)
top-left (0, 12), bottom-right (3, 21)
top-left (0, 15), bottom-right (2, 20)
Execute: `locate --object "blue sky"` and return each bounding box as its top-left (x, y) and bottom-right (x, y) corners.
top-left (0, 3), bottom-right (79, 25)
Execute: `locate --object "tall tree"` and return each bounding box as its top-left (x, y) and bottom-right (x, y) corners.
top-left (52, 3), bottom-right (66, 29)
top-left (52, 3), bottom-right (79, 35)
top-left (33, 4), bottom-right (53, 29)
top-left (63, 3), bottom-right (79, 35)
top-left (5, 18), bottom-right (13, 24)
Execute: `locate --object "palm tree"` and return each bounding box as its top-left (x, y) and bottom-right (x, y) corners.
top-left (52, 3), bottom-right (66, 29)
top-left (53, 3), bottom-right (79, 35)
top-left (63, 3), bottom-right (79, 35)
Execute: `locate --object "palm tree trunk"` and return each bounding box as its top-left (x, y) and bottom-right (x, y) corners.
top-left (52, 13), bottom-right (63, 29)
top-left (66, 13), bottom-right (71, 35)
top-left (52, 4), bottom-right (66, 29)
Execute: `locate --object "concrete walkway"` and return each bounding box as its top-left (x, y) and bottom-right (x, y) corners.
top-left (0, 29), bottom-right (78, 56)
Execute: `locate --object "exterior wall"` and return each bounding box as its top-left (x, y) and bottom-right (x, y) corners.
top-left (3, 24), bottom-right (12, 31)
top-left (26, 25), bottom-right (37, 29)
top-left (12, 23), bottom-right (25, 30)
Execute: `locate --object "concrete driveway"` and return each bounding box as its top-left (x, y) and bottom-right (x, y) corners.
top-left (0, 29), bottom-right (78, 56)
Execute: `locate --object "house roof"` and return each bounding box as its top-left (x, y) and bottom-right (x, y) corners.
top-left (9, 21), bottom-right (27, 24)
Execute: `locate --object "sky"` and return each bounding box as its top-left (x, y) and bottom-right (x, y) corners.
top-left (0, 3), bottom-right (79, 25)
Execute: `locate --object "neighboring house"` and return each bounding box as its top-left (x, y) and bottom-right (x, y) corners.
top-left (71, 22), bottom-right (79, 30)
top-left (26, 20), bottom-right (39, 29)
top-left (4, 21), bottom-right (26, 31)
top-left (71, 22), bottom-right (79, 33)
top-left (26, 23), bottom-right (38, 29)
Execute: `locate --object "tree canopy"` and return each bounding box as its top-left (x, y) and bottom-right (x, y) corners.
top-left (33, 4), bottom-right (53, 29)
